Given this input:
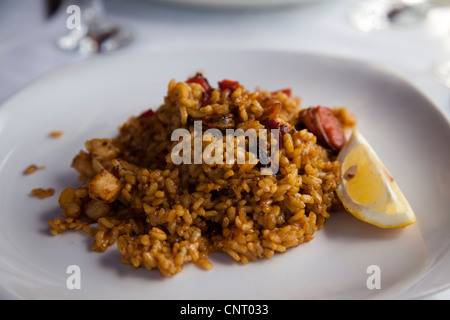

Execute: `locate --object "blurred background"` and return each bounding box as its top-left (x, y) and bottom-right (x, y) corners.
top-left (0, 0), bottom-right (449, 299)
top-left (0, 0), bottom-right (449, 107)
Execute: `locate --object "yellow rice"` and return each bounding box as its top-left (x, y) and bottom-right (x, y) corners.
top-left (48, 76), bottom-right (352, 277)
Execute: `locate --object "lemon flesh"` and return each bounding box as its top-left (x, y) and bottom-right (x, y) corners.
top-left (336, 129), bottom-right (416, 228)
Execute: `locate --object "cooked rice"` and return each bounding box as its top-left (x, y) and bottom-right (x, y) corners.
top-left (49, 131), bottom-right (64, 138)
top-left (24, 164), bottom-right (45, 175)
top-left (31, 188), bottom-right (54, 199)
top-left (48, 76), bottom-right (353, 277)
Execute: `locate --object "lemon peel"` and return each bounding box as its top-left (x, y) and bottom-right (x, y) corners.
top-left (336, 129), bottom-right (416, 228)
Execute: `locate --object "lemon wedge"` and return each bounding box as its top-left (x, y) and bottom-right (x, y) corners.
top-left (336, 129), bottom-right (416, 228)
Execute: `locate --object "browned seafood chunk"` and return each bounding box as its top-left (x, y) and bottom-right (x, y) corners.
top-left (201, 113), bottom-right (235, 130)
top-left (261, 98), bottom-right (282, 121)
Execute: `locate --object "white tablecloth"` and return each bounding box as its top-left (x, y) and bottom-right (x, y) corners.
top-left (0, 0), bottom-right (449, 300)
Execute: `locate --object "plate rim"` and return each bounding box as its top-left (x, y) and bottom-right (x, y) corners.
top-left (0, 48), bottom-right (449, 300)
top-left (1, 47), bottom-right (449, 126)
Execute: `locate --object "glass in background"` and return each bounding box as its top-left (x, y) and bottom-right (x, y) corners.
top-left (347, 0), bottom-right (449, 32)
top-left (349, 0), bottom-right (450, 87)
top-left (428, 6), bottom-right (450, 87)
top-left (56, 0), bottom-right (133, 54)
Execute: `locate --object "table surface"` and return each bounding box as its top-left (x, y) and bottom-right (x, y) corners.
top-left (0, 0), bottom-right (449, 300)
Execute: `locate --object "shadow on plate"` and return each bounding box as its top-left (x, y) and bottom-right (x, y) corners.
top-left (323, 210), bottom-right (406, 241)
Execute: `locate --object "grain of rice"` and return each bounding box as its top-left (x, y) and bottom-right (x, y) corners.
top-left (48, 75), bottom-right (352, 277)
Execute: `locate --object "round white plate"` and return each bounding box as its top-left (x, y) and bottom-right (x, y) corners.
top-left (0, 50), bottom-right (449, 300)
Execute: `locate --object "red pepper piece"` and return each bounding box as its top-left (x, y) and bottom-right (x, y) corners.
top-left (261, 118), bottom-right (290, 148)
top-left (138, 109), bottom-right (155, 118)
top-left (186, 73), bottom-right (211, 92)
top-left (261, 119), bottom-right (280, 131)
top-left (271, 88), bottom-right (291, 97)
top-left (218, 79), bottom-right (240, 92)
top-left (201, 89), bottom-right (212, 107)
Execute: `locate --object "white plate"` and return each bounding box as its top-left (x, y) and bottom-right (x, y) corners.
top-left (0, 50), bottom-right (449, 300)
